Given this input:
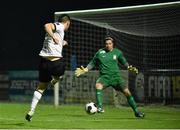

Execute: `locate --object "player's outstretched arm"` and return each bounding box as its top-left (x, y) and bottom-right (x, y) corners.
top-left (128, 65), bottom-right (138, 74)
top-left (75, 66), bottom-right (88, 77)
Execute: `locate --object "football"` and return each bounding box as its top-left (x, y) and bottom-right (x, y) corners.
top-left (85, 102), bottom-right (98, 114)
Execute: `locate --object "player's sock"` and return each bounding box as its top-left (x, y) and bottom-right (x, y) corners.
top-left (50, 76), bottom-right (62, 86)
top-left (30, 90), bottom-right (42, 113)
top-left (127, 95), bottom-right (138, 114)
top-left (96, 89), bottom-right (103, 109)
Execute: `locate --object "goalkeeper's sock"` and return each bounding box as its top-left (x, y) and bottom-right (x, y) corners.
top-left (96, 89), bottom-right (103, 109)
top-left (127, 95), bottom-right (138, 114)
top-left (30, 90), bottom-right (42, 113)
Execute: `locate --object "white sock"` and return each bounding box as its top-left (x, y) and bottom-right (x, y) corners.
top-left (29, 91), bottom-right (42, 114)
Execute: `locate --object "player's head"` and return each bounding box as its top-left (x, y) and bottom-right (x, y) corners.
top-left (58, 14), bottom-right (71, 31)
top-left (104, 36), bottom-right (115, 51)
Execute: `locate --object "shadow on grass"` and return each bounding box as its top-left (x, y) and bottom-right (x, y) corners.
top-left (0, 122), bottom-right (25, 127)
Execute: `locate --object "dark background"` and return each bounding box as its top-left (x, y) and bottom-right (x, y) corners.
top-left (0, 0), bottom-right (177, 70)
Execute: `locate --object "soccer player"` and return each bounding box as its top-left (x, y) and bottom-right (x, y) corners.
top-left (75, 36), bottom-right (145, 118)
top-left (25, 14), bottom-right (71, 121)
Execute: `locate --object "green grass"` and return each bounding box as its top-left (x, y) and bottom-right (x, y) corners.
top-left (0, 102), bottom-right (180, 129)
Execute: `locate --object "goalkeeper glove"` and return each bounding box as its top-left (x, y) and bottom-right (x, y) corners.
top-left (75, 66), bottom-right (88, 77)
top-left (128, 65), bottom-right (138, 74)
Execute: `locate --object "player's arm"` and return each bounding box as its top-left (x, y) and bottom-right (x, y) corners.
top-left (118, 50), bottom-right (128, 67)
top-left (75, 59), bottom-right (96, 77)
top-left (127, 65), bottom-right (138, 74)
top-left (118, 51), bottom-right (138, 74)
top-left (75, 52), bottom-right (97, 77)
top-left (75, 66), bottom-right (88, 77)
top-left (44, 23), bottom-right (59, 44)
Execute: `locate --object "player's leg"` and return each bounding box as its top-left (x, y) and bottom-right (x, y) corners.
top-left (51, 76), bottom-right (63, 86)
top-left (123, 88), bottom-right (138, 113)
top-left (50, 58), bottom-right (65, 86)
top-left (95, 82), bottom-right (104, 113)
top-left (95, 75), bottom-right (109, 113)
top-left (25, 82), bottom-right (48, 121)
top-left (123, 88), bottom-right (145, 118)
top-left (113, 77), bottom-right (144, 118)
top-left (25, 57), bottom-right (52, 121)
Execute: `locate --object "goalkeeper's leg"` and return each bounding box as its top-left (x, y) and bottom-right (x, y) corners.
top-left (123, 88), bottom-right (145, 118)
top-left (95, 83), bottom-right (104, 113)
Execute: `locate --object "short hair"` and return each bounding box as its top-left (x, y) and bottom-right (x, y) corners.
top-left (58, 14), bottom-right (71, 23)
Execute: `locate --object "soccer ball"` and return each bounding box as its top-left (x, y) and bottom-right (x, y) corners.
top-left (85, 102), bottom-right (98, 114)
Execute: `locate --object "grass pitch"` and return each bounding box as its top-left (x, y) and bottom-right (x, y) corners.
top-left (0, 102), bottom-right (180, 129)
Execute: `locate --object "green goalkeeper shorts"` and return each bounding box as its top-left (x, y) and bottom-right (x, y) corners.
top-left (96, 74), bottom-right (127, 91)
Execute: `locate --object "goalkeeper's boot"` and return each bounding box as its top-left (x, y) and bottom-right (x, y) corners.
top-left (97, 108), bottom-right (105, 113)
top-left (135, 111), bottom-right (145, 118)
top-left (25, 111), bottom-right (34, 122)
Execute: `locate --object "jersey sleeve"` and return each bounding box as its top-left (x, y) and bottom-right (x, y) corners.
top-left (54, 22), bottom-right (63, 32)
top-left (118, 50), bottom-right (128, 67)
top-left (86, 51), bottom-right (99, 70)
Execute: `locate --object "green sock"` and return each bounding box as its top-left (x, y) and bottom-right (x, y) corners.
top-left (96, 89), bottom-right (103, 109)
top-left (127, 95), bottom-right (138, 113)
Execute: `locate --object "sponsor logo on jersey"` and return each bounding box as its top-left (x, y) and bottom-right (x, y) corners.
top-left (100, 50), bottom-right (106, 54)
top-left (113, 55), bottom-right (117, 60)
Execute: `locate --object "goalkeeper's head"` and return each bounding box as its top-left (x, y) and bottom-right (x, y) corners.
top-left (104, 36), bottom-right (115, 51)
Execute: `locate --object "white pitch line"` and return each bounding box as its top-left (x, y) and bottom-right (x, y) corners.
top-left (0, 117), bottom-right (180, 122)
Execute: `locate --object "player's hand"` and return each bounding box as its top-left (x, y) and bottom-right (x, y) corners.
top-left (63, 40), bottom-right (68, 46)
top-left (128, 65), bottom-right (138, 74)
top-left (75, 66), bottom-right (88, 77)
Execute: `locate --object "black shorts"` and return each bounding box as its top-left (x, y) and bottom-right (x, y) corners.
top-left (39, 57), bottom-right (65, 82)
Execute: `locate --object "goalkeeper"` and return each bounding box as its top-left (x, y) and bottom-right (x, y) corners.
top-left (75, 36), bottom-right (145, 118)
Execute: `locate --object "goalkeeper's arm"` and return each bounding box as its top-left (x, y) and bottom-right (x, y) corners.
top-left (75, 62), bottom-right (94, 77)
top-left (118, 51), bottom-right (138, 74)
top-left (123, 62), bottom-right (138, 74)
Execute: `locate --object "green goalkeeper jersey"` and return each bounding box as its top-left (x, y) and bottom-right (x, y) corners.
top-left (87, 48), bottom-right (128, 75)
